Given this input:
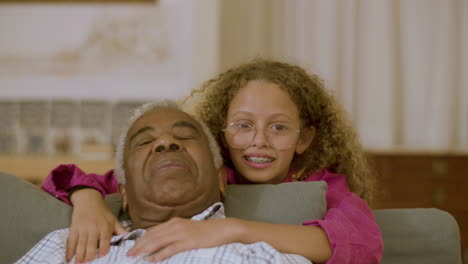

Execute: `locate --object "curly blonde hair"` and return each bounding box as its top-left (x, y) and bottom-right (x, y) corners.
top-left (187, 59), bottom-right (377, 204)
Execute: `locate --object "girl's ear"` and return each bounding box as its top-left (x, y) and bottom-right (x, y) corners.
top-left (295, 125), bottom-right (315, 154)
top-left (119, 184), bottom-right (128, 213)
top-left (220, 133), bottom-right (229, 148)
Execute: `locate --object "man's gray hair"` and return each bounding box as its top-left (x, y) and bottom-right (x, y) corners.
top-left (114, 100), bottom-right (223, 184)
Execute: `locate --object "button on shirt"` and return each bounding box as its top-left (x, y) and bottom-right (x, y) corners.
top-left (16, 203), bottom-right (311, 264)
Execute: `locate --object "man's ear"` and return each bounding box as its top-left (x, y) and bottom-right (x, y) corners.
top-left (217, 167), bottom-right (227, 199)
top-left (295, 125), bottom-right (315, 154)
top-left (119, 184), bottom-right (128, 213)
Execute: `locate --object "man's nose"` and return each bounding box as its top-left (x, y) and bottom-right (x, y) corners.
top-left (152, 135), bottom-right (181, 153)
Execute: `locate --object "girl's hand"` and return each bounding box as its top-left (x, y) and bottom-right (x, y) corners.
top-left (67, 188), bottom-right (129, 263)
top-left (127, 217), bottom-right (239, 262)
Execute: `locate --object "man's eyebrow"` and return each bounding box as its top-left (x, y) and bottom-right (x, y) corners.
top-left (173, 121), bottom-right (201, 134)
top-left (129, 126), bottom-right (154, 144)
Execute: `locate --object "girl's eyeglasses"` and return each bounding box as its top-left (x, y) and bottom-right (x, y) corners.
top-left (222, 122), bottom-right (300, 150)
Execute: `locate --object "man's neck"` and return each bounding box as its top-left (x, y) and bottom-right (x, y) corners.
top-left (129, 202), bottom-right (224, 230)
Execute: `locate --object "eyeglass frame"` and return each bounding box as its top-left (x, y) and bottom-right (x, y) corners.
top-left (222, 122), bottom-right (302, 150)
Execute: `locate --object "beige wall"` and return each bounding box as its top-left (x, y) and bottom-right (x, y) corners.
top-left (0, 0), bottom-right (219, 101)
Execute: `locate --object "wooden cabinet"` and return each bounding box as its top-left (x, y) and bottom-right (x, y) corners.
top-left (369, 152), bottom-right (468, 263)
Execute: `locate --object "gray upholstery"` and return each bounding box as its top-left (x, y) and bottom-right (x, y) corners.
top-left (0, 172), bottom-right (463, 264)
top-left (224, 183), bottom-right (327, 225)
top-left (375, 208), bottom-right (462, 264)
top-left (1, 172), bottom-right (71, 264)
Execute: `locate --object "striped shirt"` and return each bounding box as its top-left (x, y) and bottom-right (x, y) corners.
top-left (16, 203), bottom-right (311, 264)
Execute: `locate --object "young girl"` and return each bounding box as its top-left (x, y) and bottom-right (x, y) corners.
top-left (42, 59), bottom-right (383, 263)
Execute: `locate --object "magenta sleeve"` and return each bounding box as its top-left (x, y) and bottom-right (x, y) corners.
top-left (41, 164), bottom-right (119, 205)
top-left (302, 172), bottom-right (383, 263)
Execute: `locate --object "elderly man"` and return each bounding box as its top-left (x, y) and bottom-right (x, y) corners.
top-left (16, 100), bottom-right (310, 264)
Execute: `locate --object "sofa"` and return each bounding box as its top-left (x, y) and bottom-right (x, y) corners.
top-left (0, 172), bottom-right (462, 263)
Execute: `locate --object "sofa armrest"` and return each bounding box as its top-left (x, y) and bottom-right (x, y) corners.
top-left (375, 208), bottom-right (462, 264)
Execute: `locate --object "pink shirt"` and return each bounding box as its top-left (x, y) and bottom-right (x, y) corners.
top-left (41, 164), bottom-right (383, 264)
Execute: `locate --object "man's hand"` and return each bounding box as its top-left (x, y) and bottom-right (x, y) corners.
top-left (126, 217), bottom-right (239, 262)
top-left (67, 188), bottom-right (129, 263)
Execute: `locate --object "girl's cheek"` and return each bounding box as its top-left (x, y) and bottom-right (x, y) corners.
top-left (228, 148), bottom-right (243, 159)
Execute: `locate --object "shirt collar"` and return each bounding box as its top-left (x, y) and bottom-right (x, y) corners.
top-left (191, 202), bottom-right (225, 221)
top-left (120, 202), bottom-right (225, 232)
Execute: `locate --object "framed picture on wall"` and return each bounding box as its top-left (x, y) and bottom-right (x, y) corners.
top-left (0, 1), bottom-right (193, 100)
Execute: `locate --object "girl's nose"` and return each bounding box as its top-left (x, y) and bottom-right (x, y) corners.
top-left (250, 127), bottom-right (270, 148)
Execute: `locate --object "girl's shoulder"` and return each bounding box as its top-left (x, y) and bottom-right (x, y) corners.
top-left (300, 169), bottom-right (351, 193)
top-left (300, 169), bottom-right (346, 182)
top-left (224, 166), bottom-right (237, 184)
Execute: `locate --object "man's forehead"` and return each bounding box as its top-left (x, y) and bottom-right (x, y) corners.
top-left (130, 107), bottom-right (201, 132)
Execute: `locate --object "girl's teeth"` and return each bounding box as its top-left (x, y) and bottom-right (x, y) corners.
top-left (246, 156), bottom-right (274, 163)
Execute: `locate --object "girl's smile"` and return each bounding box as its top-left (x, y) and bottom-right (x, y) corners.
top-left (243, 152), bottom-right (276, 169)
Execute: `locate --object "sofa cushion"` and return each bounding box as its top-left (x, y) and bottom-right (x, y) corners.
top-left (0, 172), bottom-right (72, 264)
top-left (224, 183), bottom-right (327, 225)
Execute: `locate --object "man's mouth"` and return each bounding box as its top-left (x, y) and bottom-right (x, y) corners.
top-left (152, 160), bottom-right (188, 175)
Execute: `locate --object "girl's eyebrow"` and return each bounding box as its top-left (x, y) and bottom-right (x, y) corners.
top-left (228, 111), bottom-right (253, 119)
top-left (268, 113), bottom-right (295, 121)
top-left (129, 126), bottom-right (154, 144)
top-left (230, 111), bottom-right (294, 121)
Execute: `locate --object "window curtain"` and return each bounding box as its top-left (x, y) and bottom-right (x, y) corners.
top-left (220, 0), bottom-right (468, 151)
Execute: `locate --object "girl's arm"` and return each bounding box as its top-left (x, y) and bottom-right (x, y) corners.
top-left (67, 188), bottom-right (128, 263)
top-left (303, 172), bottom-right (384, 264)
top-left (126, 217), bottom-right (331, 263)
top-left (41, 164), bottom-right (126, 263)
top-left (233, 219), bottom-right (332, 262)
top-left (41, 164), bottom-right (118, 204)
top-left (71, 208), bottom-right (329, 263)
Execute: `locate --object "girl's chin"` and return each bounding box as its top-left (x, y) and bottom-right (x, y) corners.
top-left (241, 171), bottom-right (284, 184)
top-left (234, 160), bottom-right (287, 183)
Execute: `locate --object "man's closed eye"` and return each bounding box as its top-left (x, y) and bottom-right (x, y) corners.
top-left (137, 139), bottom-right (154, 146)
